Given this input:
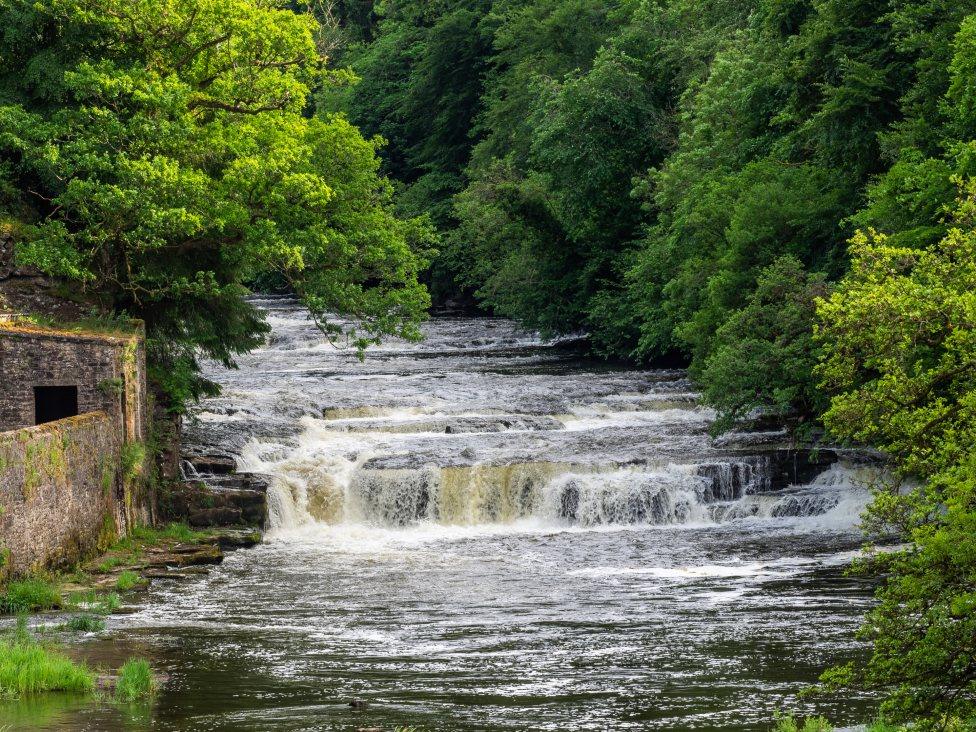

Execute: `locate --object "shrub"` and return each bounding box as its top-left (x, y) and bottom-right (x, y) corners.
top-left (773, 715), bottom-right (833, 732)
top-left (115, 658), bottom-right (156, 702)
top-left (62, 614), bottom-right (106, 633)
top-left (699, 256), bottom-right (829, 433)
top-left (115, 571), bottom-right (140, 591)
top-left (66, 589), bottom-right (120, 615)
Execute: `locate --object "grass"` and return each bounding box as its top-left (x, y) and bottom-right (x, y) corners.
top-left (92, 522), bottom-right (208, 573)
top-left (115, 571), bottom-right (140, 591)
top-left (0, 578), bottom-right (61, 614)
top-left (130, 522), bottom-right (198, 544)
top-left (114, 658), bottom-right (155, 702)
top-left (2, 313), bottom-right (138, 339)
top-left (65, 589), bottom-right (120, 615)
top-left (120, 441), bottom-right (146, 481)
top-left (96, 556), bottom-right (126, 573)
top-left (0, 619), bottom-right (95, 698)
top-left (773, 716), bottom-right (833, 732)
top-left (774, 716), bottom-right (911, 732)
top-left (60, 614), bottom-right (106, 633)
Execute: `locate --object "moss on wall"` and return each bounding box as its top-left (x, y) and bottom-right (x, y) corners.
top-left (0, 413), bottom-right (121, 577)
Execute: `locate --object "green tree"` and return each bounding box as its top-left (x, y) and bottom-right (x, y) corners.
top-left (0, 0), bottom-right (432, 408)
top-left (816, 185), bottom-right (976, 728)
top-left (700, 256), bottom-right (829, 432)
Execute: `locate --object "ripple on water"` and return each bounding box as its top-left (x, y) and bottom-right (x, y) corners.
top-left (20, 299), bottom-right (881, 732)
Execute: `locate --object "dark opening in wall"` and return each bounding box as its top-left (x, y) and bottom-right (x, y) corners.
top-left (34, 385), bottom-right (79, 425)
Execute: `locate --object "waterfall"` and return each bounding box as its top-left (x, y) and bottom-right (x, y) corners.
top-left (190, 301), bottom-right (878, 539)
top-left (255, 439), bottom-right (874, 532)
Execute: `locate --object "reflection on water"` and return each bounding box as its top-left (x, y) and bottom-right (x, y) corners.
top-left (1, 298), bottom-right (878, 731)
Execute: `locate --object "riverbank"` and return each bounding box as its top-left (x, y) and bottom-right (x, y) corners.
top-left (0, 523), bottom-right (260, 715)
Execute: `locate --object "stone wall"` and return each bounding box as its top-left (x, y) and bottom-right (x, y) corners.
top-left (0, 323), bottom-right (153, 529)
top-left (0, 325), bottom-right (147, 441)
top-left (0, 412), bottom-right (120, 578)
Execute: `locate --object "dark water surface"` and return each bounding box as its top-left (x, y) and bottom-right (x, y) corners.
top-left (2, 299), bottom-right (876, 731)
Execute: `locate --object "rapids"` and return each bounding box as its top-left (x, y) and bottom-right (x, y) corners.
top-left (8, 297), bottom-right (880, 731)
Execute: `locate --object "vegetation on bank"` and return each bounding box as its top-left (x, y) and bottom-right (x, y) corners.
top-left (0, 522), bottom-right (219, 619)
top-left (774, 716), bottom-right (898, 732)
top-left (0, 0), bottom-right (435, 412)
top-left (115, 659), bottom-right (157, 703)
top-left (0, 578), bottom-right (61, 614)
top-left (0, 523), bottom-right (222, 706)
top-left (0, 620), bottom-right (95, 698)
top-left (0, 618), bottom-right (160, 704)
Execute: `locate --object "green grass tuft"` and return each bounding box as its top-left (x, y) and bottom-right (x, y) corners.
top-left (65, 589), bottom-right (121, 615)
top-left (0, 620), bottom-right (94, 697)
top-left (129, 522), bottom-right (198, 545)
top-left (773, 715), bottom-right (833, 732)
top-left (61, 614), bottom-right (106, 633)
top-left (115, 658), bottom-right (156, 702)
top-left (115, 571), bottom-right (140, 591)
top-left (120, 441), bottom-right (146, 480)
top-left (97, 556), bottom-right (126, 573)
top-left (0, 578), bottom-right (61, 614)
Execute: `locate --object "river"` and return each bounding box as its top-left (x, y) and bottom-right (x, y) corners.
top-left (8, 297), bottom-right (878, 731)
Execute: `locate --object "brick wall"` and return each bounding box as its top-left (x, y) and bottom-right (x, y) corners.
top-left (0, 412), bottom-right (120, 578)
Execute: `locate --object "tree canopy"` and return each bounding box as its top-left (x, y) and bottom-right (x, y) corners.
top-left (0, 0), bottom-right (433, 407)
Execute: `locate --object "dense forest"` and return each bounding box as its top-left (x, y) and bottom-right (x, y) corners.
top-left (1, 0), bottom-right (975, 728)
top-left (320, 0), bottom-right (976, 430)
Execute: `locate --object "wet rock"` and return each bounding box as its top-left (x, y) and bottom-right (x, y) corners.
top-left (187, 455), bottom-right (237, 475)
top-left (212, 528), bottom-right (262, 549)
top-left (146, 543), bottom-right (223, 567)
top-left (559, 481), bottom-right (580, 520)
top-left (348, 700), bottom-right (369, 709)
top-left (158, 472), bottom-right (268, 528)
top-left (188, 507), bottom-right (243, 527)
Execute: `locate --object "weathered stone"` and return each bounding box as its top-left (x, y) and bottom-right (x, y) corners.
top-left (187, 455), bottom-right (237, 475)
top-left (212, 529), bottom-right (262, 549)
top-left (0, 320), bottom-right (153, 577)
top-left (0, 413), bottom-right (119, 577)
top-left (146, 543), bottom-right (223, 567)
top-left (159, 470), bottom-right (268, 529)
top-left (188, 507), bottom-right (243, 527)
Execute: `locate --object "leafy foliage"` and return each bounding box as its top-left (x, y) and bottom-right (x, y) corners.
top-left (816, 187), bottom-right (976, 728)
top-left (0, 0), bottom-right (433, 409)
top-left (700, 257), bottom-right (829, 433)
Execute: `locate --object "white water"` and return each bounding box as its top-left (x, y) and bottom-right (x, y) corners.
top-left (120, 297), bottom-right (883, 732)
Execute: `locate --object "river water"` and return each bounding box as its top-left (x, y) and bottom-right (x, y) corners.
top-left (6, 297), bottom-right (879, 731)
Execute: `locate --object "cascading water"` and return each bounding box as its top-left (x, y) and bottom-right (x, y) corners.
top-left (36, 297), bottom-right (882, 732)
top-left (227, 347), bottom-right (874, 534)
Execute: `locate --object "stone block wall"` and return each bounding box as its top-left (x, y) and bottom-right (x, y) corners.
top-left (0, 325), bottom-right (147, 442)
top-left (0, 322), bottom-right (154, 577)
top-left (0, 412), bottom-right (120, 578)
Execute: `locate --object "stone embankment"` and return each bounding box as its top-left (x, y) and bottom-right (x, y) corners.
top-left (161, 454), bottom-right (269, 530)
